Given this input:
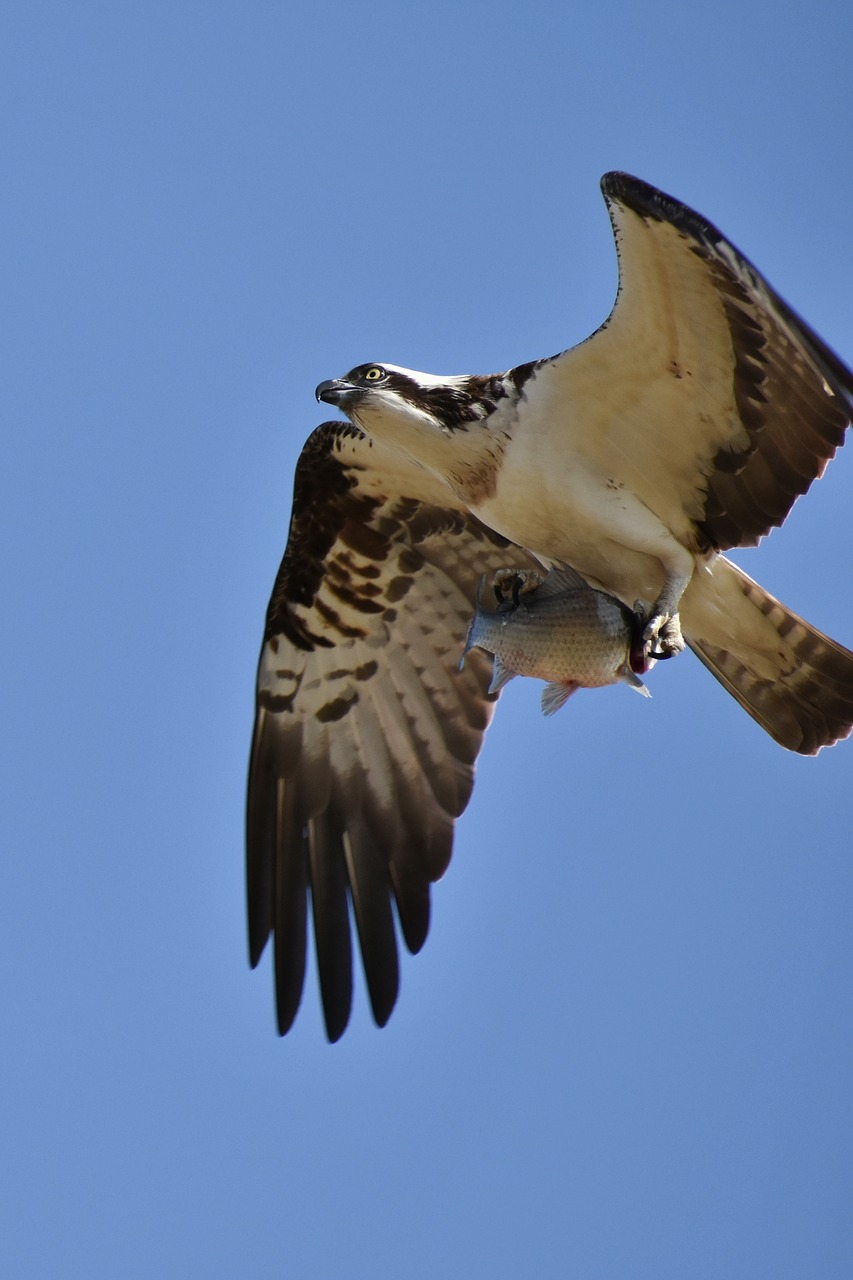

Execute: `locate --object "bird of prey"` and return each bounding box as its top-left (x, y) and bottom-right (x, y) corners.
top-left (247, 172), bottom-right (853, 1041)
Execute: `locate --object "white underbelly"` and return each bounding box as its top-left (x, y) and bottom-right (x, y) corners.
top-left (474, 443), bottom-right (693, 608)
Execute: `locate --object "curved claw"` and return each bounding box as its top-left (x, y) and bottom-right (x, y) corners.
top-left (492, 567), bottom-right (544, 611)
top-left (648, 644), bottom-right (677, 662)
top-left (641, 611), bottom-right (686, 662)
top-left (629, 610), bottom-right (650, 674)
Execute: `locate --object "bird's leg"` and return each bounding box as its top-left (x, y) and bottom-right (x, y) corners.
top-left (640, 568), bottom-right (692, 660)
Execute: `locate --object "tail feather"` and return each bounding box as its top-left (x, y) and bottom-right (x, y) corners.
top-left (685, 560), bottom-right (853, 755)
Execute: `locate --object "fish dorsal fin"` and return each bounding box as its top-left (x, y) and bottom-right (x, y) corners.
top-left (487, 655), bottom-right (517, 695)
top-left (540, 680), bottom-right (578, 716)
top-left (532, 564), bottom-right (591, 599)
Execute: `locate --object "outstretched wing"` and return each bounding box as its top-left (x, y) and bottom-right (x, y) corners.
top-left (247, 421), bottom-right (534, 1041)
top-left (519, 172), bottom-right (853, 554)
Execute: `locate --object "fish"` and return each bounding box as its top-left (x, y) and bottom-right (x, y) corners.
top-left (460, 566), bottom-right (652, 715)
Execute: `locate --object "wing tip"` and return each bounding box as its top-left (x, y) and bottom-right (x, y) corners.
top-left (601, 171), bottom-right (724, 251)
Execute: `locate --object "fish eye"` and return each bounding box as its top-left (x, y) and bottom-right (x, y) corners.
top-left (362, 365), bottom-right (386, 382)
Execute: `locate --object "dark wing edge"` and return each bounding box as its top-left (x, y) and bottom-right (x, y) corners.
top-left (247, 421), bottom-right (533, 1041)
top-left (601, 171), bottom-right (853, 550)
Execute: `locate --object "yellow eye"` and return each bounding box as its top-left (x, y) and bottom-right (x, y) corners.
top-left (363, 366), bottom-right (386, 382)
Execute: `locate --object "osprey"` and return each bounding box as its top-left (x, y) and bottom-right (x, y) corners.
top-left (248, 172), bottom-right (853, 1041)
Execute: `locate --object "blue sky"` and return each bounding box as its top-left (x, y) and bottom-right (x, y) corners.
top-left (3, 2), bottom-right (853, 1276)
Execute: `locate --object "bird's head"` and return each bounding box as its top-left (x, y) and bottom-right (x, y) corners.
top-left (316, 363), bottom-right (508, 436)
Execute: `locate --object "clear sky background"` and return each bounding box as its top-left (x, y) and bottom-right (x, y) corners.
top-left (3, 3), bottom-right (853, 1277)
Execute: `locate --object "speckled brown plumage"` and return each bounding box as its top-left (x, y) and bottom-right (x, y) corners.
top-left (248, 423), bottom-right (538, 1040)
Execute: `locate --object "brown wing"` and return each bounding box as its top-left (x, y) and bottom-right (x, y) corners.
top-left (247, 421), bottom-right (535, 1040)
top-left (601, 173), bottom-right (853, 549)
top-left (520, 174), bottom-right (851, 558)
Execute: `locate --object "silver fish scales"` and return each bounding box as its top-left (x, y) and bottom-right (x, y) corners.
top-left (460, 566), bottom-right (651, 715)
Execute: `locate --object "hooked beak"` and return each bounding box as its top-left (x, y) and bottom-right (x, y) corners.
top-left (316, 377), bottom-right (356, 407)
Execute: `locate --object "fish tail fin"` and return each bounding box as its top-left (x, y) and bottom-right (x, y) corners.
top-left (488, 655), bottom-right (517, 696)
top-left (541, 680), bottom-right (578, 716)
